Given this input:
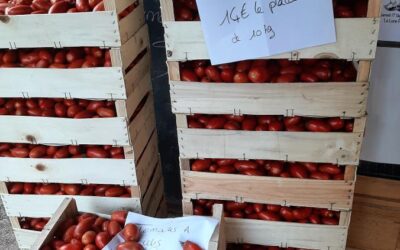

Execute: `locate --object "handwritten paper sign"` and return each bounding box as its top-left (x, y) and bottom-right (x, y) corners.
top-left (379, 0), bottom-right (400, 42)
top-left (103, 212), bottom-right (219, 250)
top-left (196, 0), bottom-right (337, 64)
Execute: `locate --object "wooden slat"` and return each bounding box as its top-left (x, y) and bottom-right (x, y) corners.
top-left (120, 25), bottom-right (150, 71)
top-left (0, 12), bottom-right (120, 49)
top-left (0, 158), bottom-right (136, 185)
top-left (142, 166), bottom-right (164, 216)
top-left (178, 129), bottom-right (362, 165)
top-left (225, 218), bottom-right (347, 250)
top-left (0, 116), bottom-right (130, 146)
top-left (31, 198), bottom-right (78, 249)
top-left (13, 229), bottom-right (40, 250)
top-left (160, 0), bottom-right (175, 21)
top-left (126, 73), bottom-right (152, 119)
top-left (125, 51), bottom-right (151, 97)
top-left (210, 205), bottom-right (225, 250)
top-left (0, 68), bottom-right (125, 100)
top-left (106, 0), bottom-right (133, 13)
top-left (170, 81), bottom-right (368, 117)
top-left (136, 133), bottom-right (160, 197)
top-left (1, 194), bottom-right (142, 217)
top-left (119, 4), bottom-right (146, 44)
top-left (164, 18), bottom-right (379, 61)
top-left (129, 95), bottom-right (157, 154)
top-left (181, 171), bottom-right (354, 210)
top-left (155, 197), bottom-right (168, 218)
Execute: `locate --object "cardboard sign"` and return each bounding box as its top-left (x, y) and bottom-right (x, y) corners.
top-left (379, 0), bottom-right (400, 42)
top-left (196, 0), bottom-right (337, 64)
top-left (104, 212), bottom-right (219, 250)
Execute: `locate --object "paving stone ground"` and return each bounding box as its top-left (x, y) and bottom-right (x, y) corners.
top-left (0, 200), bottom-right (18, 250)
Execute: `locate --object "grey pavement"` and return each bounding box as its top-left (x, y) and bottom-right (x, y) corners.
top-left (0, 200), bottom-right (18, 250)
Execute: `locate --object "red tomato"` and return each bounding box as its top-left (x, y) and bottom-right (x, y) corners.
top-left (310, 171), bottom-right (331, 180)
top-left (266, 204), bottom-right (281, 212)
top-left (205, 66), bottom-right (221, 82)
top-left (191, 159), bottom-right (211, 171)
top-left (300, 73), bottom-right (319, 82)
top-left (117, 242), bottom-right (144, 250)
top-left (257, 115), bottom-right (277, 125)
top-left (268, 121), bottom-right (283, 131)
top-left (301, 162), bottom-right (318, 172)
top-left (225, 201), bottom-right (247, 212)
top-left (231, 210), bottom-right (244, 218)
top-left (233, 72), bottom-right (250, 83)
top-left (257, 211), bottom-right (280, 221)
top-left (122, 224), bottom-right (140, 241)
top-left (221, 68), bottom-right (234, 82)
top-left (224, 120), bottom-right (241, 130)
top-left (183, 241), bottom-right (202, 250)
top-left (234, 160), bottom-right (259, 171)
top-left (111, 210), bottom-right (128, 225)
top-left (95, 232), bottom-right (111, 249)
top-left (205, 117), bottom-right (226, 129)
top-left (266, 161), bottom-right (284, 176)
top-left (312, 66), bottom-right (331, 81)
top-left (248, 67), bottom-right (271, 83)
top-left (309, 214), bottom-right (321, 224)
top-left (292, 207), bottom-right (312, 220)
top-left (283, 116), bottom-right (302, 127)
top-left (322, 217), bottom-right (339, 225)
top-left (280, 207), bottom-right (295, 221)
top-left (306, 119), bottom-right (332, 132)
top-left (241, 169), bottom-right (264, 176)
top-left (236, 61), bottom-right (252, 73)
top-left (319, 164), bottom-right (342, 175)
top-left (241, 117), bottom-right (257, 131)
top-left (289, 163), bottom-right (308, 179)
top-left (181, 69), bottom-right (198, 82)
top-left (328, 117), bottom-right (345, 130)
top-left (215, 159), bottom-right (236, 166)
top-left (253, 203), bottom-right (264, 213)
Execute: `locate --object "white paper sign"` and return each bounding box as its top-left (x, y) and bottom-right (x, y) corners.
top-left (103, 212), bottom-right (219, 250)
top-left (196, 0), bottom-right (337, 65)
top-left (379, 0), bottom-right (400, 42)
top-left (361, 47), bottom-right (400, 164)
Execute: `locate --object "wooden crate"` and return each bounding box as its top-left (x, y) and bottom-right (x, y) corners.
top-left (183, 200), bottom-right (348, 250)
top-left (161, 0), bottom-right (380, 61)
top-left (0, 0), bottom-right (145, 49)
top-left (10, 163), bottom-right (168, 249)
top-left (347, 176), bottom-right (400, 250)
top-left (0, 34), bottom-right (151, 146)
top-left (2, 157), bottom-right (164, 249)
top-left (22, 198), bottom-right (223, 250)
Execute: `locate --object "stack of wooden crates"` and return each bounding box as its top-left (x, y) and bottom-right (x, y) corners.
top-left (0, 0), bottom-right (166, 249)
top-left (161, 0), bottom-right (381, 249)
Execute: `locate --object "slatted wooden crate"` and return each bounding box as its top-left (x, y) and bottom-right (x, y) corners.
top-left (183, 200), bottom-right (348, 250)
top-left (2, 155), bottom-right (165, 250)
top-left (0, 0), bottom-right (144, 49)
top-left (15, 199), bottom-right (222, 250)
top-left (160, 0), bottom-right (380, 61)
